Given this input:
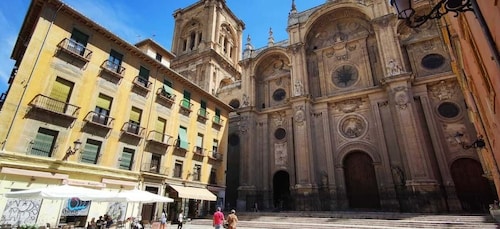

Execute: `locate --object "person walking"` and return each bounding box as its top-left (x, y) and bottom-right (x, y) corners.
top-left (227, 209), bottom-right (238, 229)
top-left (177, 210), bottom-right (184, 229)
top-left (160, 211), bottom-right (167, 229)
top-left (212, 207), bottom-right (225, 229)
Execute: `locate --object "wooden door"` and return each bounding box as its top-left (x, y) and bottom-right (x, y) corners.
top-left (344, 151), bottom-right (381, 209)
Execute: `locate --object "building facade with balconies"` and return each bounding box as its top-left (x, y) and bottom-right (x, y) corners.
top-left (0, 0), bottom-right (230, 226)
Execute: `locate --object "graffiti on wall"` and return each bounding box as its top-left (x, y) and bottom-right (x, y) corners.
top-left (61, 198), bottom-right (91, 216)
top-left (0, 199), bottom-right (42, 225)
top-left (107, 202), bottom-right (126, 221)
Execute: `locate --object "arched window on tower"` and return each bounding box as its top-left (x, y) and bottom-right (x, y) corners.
top-left (190, 32), bottom-right (196, 50)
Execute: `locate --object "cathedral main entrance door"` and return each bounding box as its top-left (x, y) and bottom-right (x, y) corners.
top-left (451, 158), bottom-right (495, 212)
top-left (344, 151), bottom-right (381, 209)
top-left (273, 170), bottom-right (291, 210)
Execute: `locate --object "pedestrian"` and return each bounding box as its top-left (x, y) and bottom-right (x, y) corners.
top-left (160, 210), bottom-right (167, 229)
top-left (96, 216), bottom-right (104, 229)
top-left (177, 210), bottom-right (184, 229)
top-left (87, 217), bottom-right (97, 229)
top-left (227, 209), bottom-right (238, 229)
top-left (213, 207), bottom-right (225, 229)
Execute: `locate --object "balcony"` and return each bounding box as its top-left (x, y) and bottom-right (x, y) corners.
top-left (28, 94), bottom-right (80, 119)
top-left (194, 146), bottom-right (206, 157)
top-left (140, 162), bottom-right (168, 176)
top-left (212, 116), bottom-right (223, 128)
top-left (156, 88), bottom-right (176, 105)
top-left (147, 131), bottom-right (173, 149)
top-left (132, 76), bottom-right (152, 97)
top-left (57, 38), bottom-right (92, 62)
top-left (100, 60), bottom-right (125, 83)
top-left (209, 151), bottom-right (222, 161)
top-left (179, 99), bottom-right (193, 116)
top-left (84, 111), bottom-right (114, 136)
top-left (121, 122), bottom-right (144, 139)
top-left (197, 109), bottom-right (209, 122)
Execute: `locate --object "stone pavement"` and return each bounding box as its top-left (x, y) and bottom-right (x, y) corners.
top-left (173, 211), bottom-right (499, 229)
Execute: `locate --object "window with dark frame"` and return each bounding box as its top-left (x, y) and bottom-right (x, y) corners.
top-left (30, 128), bottom-right (58, 157)
top-left (119, 148), bottom-right (134, 170)
top-left (81, 139), bottom-right (102, 164)
top-left (174, 160), bottom-right (183, 178)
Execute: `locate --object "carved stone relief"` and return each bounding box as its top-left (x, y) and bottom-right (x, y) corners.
top-left (294, 105), bottom-right (305, 126)
top-left (273, 111), bottom-right (287, 127)
top-left (429, 80), bottom-right (458, 101)
top-left (339, 115), bottom-right (367, 138)
top-left (335, 98), bottom-right (363, 113)
top-left (274, 142), bottom-right (287, 166)
top-left (393, 86), bottom-right (409, 110)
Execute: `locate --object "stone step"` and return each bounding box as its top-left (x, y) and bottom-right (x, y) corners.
top-left (189, 211), bottom-right (499, 229)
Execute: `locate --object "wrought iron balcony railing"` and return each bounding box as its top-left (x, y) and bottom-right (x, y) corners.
top-left (212, 116), bottom-right (223, 126)
top-left (194, 146), bottom-right (206, 156)
top-left (28, 94), bottom-right (80, 118)
top-left (147, 131), bottom-right (173, 146)
top-left (133, 76), bottom-right (152, 91)
top-left (57, 38), bottom-right (92, 61)
top-left (141, 162), bottom-right (168, 175)
top-left (156, 88), bottom-right (176, 103)
top-left (84, 111), bottom-right (114, 128)
top-left (100, 60), bottom-right (125, 78)
top-left (122, 122), bottom-right (145, 138)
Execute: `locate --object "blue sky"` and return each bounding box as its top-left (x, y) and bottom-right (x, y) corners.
top-left (0, 0), bottom-right (326, 94)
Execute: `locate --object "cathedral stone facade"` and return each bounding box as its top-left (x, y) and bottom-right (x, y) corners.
top-left (171, 0), bottom-right (496, 213)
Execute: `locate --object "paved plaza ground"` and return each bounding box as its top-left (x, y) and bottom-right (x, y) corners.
top-left (161, 211), bottom-right (499, 229)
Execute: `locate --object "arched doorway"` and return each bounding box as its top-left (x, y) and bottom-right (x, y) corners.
top-left (344, 151), bottom-right (381, 209)
top-left (273, 170), bottom-right (291, 210)
top-left (450, 158), bottom-right (495, 212)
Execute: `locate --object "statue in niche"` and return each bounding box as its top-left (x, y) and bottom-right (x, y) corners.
top-left (294, 80), bottom-right (303, 96)
top-left (242, 94), bottom-right (250, 107)
top-left (386, 59), bottom-right (403, 76)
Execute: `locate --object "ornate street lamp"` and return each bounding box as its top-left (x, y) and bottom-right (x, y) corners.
top-left (454, 132), bottom-right (486, 149)
top-left (62, 139), bottom-right (82, 161)
top-left (390, 0), bottom-right (474, 28)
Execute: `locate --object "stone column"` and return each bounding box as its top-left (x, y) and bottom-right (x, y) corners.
top-left (386, 75), bottom-right (438, 191)
top-left (291, 98), bottom-right (314, 193)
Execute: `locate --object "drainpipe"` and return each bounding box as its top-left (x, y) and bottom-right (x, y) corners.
top-left (1, 3), bottom-right (65, 151)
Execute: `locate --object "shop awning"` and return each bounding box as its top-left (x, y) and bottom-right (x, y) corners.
top-left (170, 185), bottom-right (217, 201)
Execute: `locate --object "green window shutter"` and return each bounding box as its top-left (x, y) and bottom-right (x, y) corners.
top-left (214, 108), bottom-right (221, 123)
top-left (31, 128), bottom-right (58, 157)
top-left (181, 90), bottom-right (191, 108)
top-left (50, 78), bottom-right (73, 103)
top-left (178, 126), bottom-right (189, 150)
top-left (81, 140), bottom-right (101, 164)
top-left (200, 100), bottom-right (207, 116)
top-left (120, 148), bottom-right (134, 170)
top-left (163, 79), bottom-right (173, 95)
top-left (96, 94), bottom-right (112, 110)
top-left (130, 107), bottom-right (142, 123)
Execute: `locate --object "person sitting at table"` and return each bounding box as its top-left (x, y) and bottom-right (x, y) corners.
top-left (96, 216), bottom-right (104, 229)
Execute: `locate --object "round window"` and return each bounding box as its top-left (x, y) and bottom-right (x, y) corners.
top-left (228, 134), bottom-right (240, 146)
top-left (332, 65), bottom-right (358, 88)
top-left (229, 99), bottom-right (240, 109)
top-left (437, 102), bottom-right (460, 118)
top-left (272, 89), bottom-right (287, 101)
top-left (421, 54), bottom-right (445, 69)
top-left (274, 128), bottom-right (286, 140)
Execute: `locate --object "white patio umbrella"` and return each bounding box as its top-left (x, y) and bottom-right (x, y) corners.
top-left (116, 189), bottom-right (174, 203)
top-left (3, 184), bottom-right (123, 202)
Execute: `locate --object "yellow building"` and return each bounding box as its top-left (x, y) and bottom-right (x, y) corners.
top-left (0, 0), bottom-right (230, 226)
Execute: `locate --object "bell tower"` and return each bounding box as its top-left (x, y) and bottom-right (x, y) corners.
top-left (170, 0), bottom-right (244, 95)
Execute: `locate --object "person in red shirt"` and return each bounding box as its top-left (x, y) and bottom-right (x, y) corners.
top-left (213, 207), bottom-right (225, 229)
